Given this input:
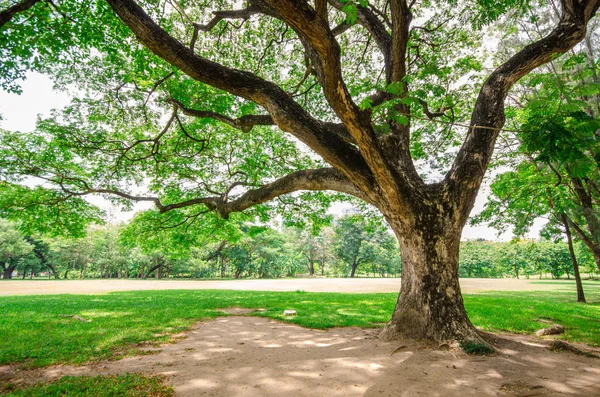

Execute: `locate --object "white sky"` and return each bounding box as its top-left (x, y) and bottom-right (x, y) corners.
top-left (0, 72), bottom-right (545, 241)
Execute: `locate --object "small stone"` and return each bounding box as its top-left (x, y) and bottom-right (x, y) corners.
top-left (535, 324), bottom-right (565, 336)
top-left (283, 310), bottom-right (297, 316)
top-left (391, 345), bottom-right (407, 355)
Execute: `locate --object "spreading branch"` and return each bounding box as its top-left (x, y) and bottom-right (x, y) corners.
top-left (106, 0), bottom-right (379, 200)
top-left (169, 98), bottom-right (273, 133)
top-left (447, 0), bottom-right (600, 218)
top-left (0, 0), bottom-right (41, 28)
top-left (58, 168), bottom-right (369, 218)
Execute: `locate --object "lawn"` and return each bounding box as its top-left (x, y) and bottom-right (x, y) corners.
top-left (0, 281), bottom-right (598, 370)
top-left (1, 374), bottom-right (173, 397)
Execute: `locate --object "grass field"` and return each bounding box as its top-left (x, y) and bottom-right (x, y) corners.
top-left (2, 374), bottom-right (173, 397)
top-left (1, 280), bottom-right (599, 371)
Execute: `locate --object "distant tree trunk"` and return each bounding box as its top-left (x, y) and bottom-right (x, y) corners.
top-left (569, 179), bottom-right (600, 273)
top-left (350, 260), bottom-right (358, 278)
top-left (144, 264), bottom-right (161, 279)
top-left (321, 254), bottom-right (325, 276)
top-left (3, 266), bottom-right (15, 279)
top-left (308, 260), bottom-right (315, 276)
top-left (155, 266), bottom-right (162, 279)
top-left (561, 214), bottom-right (586, 303)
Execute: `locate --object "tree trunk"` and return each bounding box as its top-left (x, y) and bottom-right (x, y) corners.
top-left (308, 261), bottom-right (314, 276)
top-left (380, 216), bottom-right (482, 343)
top-left (3, 265), bottom-right (15, 279)
top-left (350, 260), bottom-right (358, 278)
top-left (144, 264), bottom-right (161, 279)
top-left (562, 214), bottom-right (586, 303)
top-left (220, 256), bottom-right (226, 278)
top-left (566, 216), bottom-right (600, 273)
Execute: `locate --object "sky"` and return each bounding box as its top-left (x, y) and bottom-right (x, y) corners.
top-left (0, 72), bottom-right (546, 241)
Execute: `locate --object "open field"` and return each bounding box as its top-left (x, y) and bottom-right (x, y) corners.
top-left (1, 282), bottom-right (599, 396)
top-left (1, 277), bottom-right (597, 296)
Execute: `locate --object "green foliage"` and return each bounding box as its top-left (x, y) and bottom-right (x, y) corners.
top-left (479, 18), bottom-right (600, 277)
top-left (333, 214), bottom-right (401, 277)
top-left (459, 340), bottom-right (495, 356)
top-left (0, 182), bottom-right (104, 238)
top-left (2, 374), bottom-right (174, 397)
top-left (0, 218), bottom-right (34, 278)
top-left (459, 239), bottom-right (578, 280)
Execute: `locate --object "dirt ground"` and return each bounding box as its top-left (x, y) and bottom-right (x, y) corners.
top-left (0, 277), bottom-right (578, 296)
top-left (1, 312), bottom-right (599, 397)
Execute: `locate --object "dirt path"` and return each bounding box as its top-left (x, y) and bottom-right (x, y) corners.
top-left (0, 278), bottom-right (580, 296)
top-left (2, 315), bottom-right (599, 396)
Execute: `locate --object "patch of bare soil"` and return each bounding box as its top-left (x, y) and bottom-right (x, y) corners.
top-left (0, 278), bottom-right (574, 296)
top-left (1, 317), bottom-right (599, 396)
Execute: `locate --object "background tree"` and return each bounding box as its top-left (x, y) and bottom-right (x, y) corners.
top-left (459, 240), bottom-right (500, 278)
top-left (0, 219), bottom-right (33, 279)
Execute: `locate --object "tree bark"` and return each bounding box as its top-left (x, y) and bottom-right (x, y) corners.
top-left (567, 216), bottom-right (600, 273)
top-left (562, 214), bottom-right (586, 303)
top-left (380, 206), bottom-right (482, 343)
top-left (144, 264), bottom-right (161, 279)
top-left (350, 260), bottom-right (358, 278)
top-left (3, 267), bottom-right (14, 279)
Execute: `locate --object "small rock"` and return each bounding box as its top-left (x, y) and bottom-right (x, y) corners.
top-left (438, 342), bottom-right (450, 350)
top-left (535, 324), bottom-right (565, 336)
top-left (391, 345), bottom-right (407, 355)
top-left (283, 310), bottom-right (297, 316)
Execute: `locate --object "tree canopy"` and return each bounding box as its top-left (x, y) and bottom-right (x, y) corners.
top-left (1, 0), bottom-right (599, 344)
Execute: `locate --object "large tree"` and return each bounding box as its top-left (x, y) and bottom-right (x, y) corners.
top-left (1, 0), bottom-right (599, 343)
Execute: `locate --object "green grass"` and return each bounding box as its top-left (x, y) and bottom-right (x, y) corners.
top-left (1, 373), bottom-right (173, 396)
top-left (0, 281), bottom-right (599, 370)
top-left (465, 288), bottom-right (600, 346)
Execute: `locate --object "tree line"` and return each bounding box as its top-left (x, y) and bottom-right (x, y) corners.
top-left (0, 214), bottom-right (402, 280)
top-left (3, 214), bottom-right (597, 281)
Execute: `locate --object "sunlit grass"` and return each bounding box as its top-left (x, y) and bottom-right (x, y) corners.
top-left (1, 373), bottom-right (173, 397)
top-left (0, 281), bottom-right (598, 369)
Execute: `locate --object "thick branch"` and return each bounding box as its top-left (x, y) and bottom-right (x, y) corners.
top-left (0, 0), bottom-right (41, 27)
top-left (390, 0), bottom-right (411, 84)
top-left (328, 0), bottom-right (392, 81)
top-left (195, 6), bottom-right (259, 32)
top-left (447, 0), bottom-right (600, 220)
top-left (106, 0), bottom-right (378, 200)
top-left (265, 0), bottom-right (414, 212)
top-left (74, 168), bottom-right (368, 218)
top-left (169, 98), bottom-right (273, 132)
top-left (206, 168), bottom-right (369, 218)
top-left (171, 98), bottom-right (357, 144)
